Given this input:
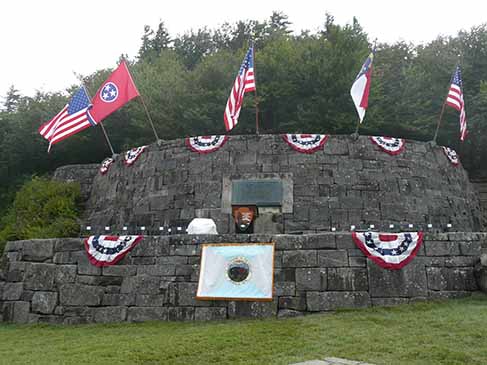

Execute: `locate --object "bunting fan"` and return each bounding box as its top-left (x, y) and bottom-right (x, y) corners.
top-left (370, 136), bottom-right (405, 155)
top-left (124, 146), bottom-right (147, 166)
top-left (185, 135), bottom-right (229, 154)
top-left (442, 146), bottom-right (460, 166)
top-left (99, 157), bottom-right (115, 175)
top-left (282, 134), bottom-right (329, 154)
top-left (84, 235), bottom-right (143, 267)
top-left (352, 231), bottom-right (423, 270)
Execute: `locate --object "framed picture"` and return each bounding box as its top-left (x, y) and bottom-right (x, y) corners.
top-left (196, 243), bottom-right (275, 301)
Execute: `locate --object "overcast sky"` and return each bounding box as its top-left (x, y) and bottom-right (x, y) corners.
top-left (1, 0), bottom-right (486, 98)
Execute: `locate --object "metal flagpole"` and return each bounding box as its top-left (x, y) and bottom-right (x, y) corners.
top-left (80, 82), bottom-right (116, 157)
top-left (122, 59), bottom-right (161, 143)
top-left (432, 66), bottom-right (456, 144)
top-left (138, 95), bottom-right (161, 142)
top-left (251, 40), bottom-right (260, 135)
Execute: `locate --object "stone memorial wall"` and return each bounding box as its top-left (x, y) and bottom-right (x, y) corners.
top-left (56, 135), bottom-right (482, 234)
top-left (1, 232), bottom-right (485, 324)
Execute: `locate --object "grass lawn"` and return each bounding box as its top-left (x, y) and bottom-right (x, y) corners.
top-left (0, 294), bottom-right (486, 365)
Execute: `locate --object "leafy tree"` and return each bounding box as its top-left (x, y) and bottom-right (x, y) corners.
top-left (0, 177), bottom-right (81, 252)
top-left (3, 85), bottom-right (21, 112)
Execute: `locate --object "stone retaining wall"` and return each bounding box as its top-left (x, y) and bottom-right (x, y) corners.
top-left (1, 232), bottom-right (485, 324)
top-left (69, 135), bottom-right (482, 234)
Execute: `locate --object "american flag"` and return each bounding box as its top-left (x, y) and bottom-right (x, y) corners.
top-left (38, 87), bottom-right (96, 151)
top-left (446, 66), bottom-right (468, 141)
top-left (223, 46), bottom-right (256, 131)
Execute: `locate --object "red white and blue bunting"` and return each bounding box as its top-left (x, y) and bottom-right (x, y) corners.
top-left (124, 146), bottom-right (147, 166)
top-left (442, 146), bottom-right (460, 166)
top-left (84, 235), bottom-right (143, 267)
top-left (370, 136), bottom-right (405, 155)
top-left (352, 231), bottom-right (423, 270)
top-left (99, 157), bottom-right (115, 175)
top-left (185, 135), bottom-right (229, 154)
top-left (282, 134), bottom-right (329, 154)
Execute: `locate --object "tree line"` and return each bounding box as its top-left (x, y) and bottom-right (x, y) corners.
top-left (1, 12), bottom-right (487, 218)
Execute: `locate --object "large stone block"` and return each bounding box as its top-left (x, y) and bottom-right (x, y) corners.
top-left (120, 275), bottom-right (162, 294)
top-left (5, 262), bottom-right (26, 282)
top-left (135, 294), bottom-right (166, 307)
top-left (228, 300), bottom-right (277, 318)
top-left (54, 238), bottom-right (83, 252)
top-left (2, 282), bottom-right (23, 301)
top-left (55, 265), bottom-right (77, 284)
top-left (426, 267), bottom-right (477, 291)
top-left (275, 282), bottom-right (296, 296)
top-left (327, 268), bottom-right (368, 291)
top-left (177, 283), bottom-right (209, 307)
top-left (24, 263), bottom-right (57, 290)
top-left (3, 301), bottom-right (30, 323)
top-left (367, 260), bottom-right (428, 297)
top-left (127, 307), bottom-right (168, 322)
top-left (195, 307), bottom-right (227, 321)
top-left (167, 307), bottom-right (195, 321)
top-left (306, 291), bottom-right (370, 311)
top-left (102, 265), bottom-right (137, 276)
top-left (278, 295), bottom-right (307, 311)
top-left (22, 240), bottom-right (54, 262)
top-left (102, 294), bottom-right (135, 306)
top-left (458, 241), bottom-right (482, 256)
top-left (318, 250), bottom-right (349, 267)
top-left (93, 307), bottom-right (127, 323)
top-left (282, 250), bottom-right (317, 267)
top-left (137, 264), bottom-right (175, 276)
top-left (424, 241), bottom-right (460, 256)
top-left (72, 251), bottom-right (101, 276)
top-left (295, 268), bottom-right (323, 291)
top-left (31, 292), bottom-right (58, 314)
top-left (59, 284), bottom-right (104, 306)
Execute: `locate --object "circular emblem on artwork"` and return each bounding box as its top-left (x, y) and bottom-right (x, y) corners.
top-left (227, 257), bottom-right (251, 284)
top-left (100, 82), bottom-right (118, 103)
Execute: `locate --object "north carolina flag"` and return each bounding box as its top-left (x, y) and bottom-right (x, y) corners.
top-left (88, 61), bottom-right (140, 123)
top-left (350, 51), bottom-right (374, 123)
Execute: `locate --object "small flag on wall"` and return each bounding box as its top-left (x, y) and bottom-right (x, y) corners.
top-left (223, 46), bottom-right (256, 131)
top-left (352, 231), bottom-right (423, 270)
top-left (446, 66), bottom-right (468, 141)
top-left (196, 243), bottom-right (274, 301)
top-left (350, 51), bottom-right (374, 123)
top-left (38, 87), bottom-right (96, 151)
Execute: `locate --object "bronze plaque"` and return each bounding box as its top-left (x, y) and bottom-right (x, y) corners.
top-left (231, 180), bottom-right (282, 206)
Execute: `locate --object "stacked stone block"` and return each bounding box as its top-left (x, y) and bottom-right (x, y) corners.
top-left (58, 135), bottom-right (482, 234)
top-left (0, 232), bottom-right (484, 324)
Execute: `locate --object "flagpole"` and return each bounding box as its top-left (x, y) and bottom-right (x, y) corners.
top-left (432, 66), bottom-right (456, 144)
top-left (251, 40), bottom-right (260, 135)
top-left (137, 95), bottom-right (161, 142)
top-left (80, 83), bottom-right (116, 157)
top-left (122, 59), bottom-right (161, 143)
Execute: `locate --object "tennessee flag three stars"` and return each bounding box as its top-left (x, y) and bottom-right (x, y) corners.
top-left (39, 61), bottom-right (160, 153)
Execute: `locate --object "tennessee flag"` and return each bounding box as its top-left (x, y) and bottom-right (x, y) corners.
top-left (88, 61), bottom-right (140, 123)
top-left (350, 51), bottom-right (374, 123)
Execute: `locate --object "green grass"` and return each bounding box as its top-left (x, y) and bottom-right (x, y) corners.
top-left (1, 294), bottom-right (487, 365)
